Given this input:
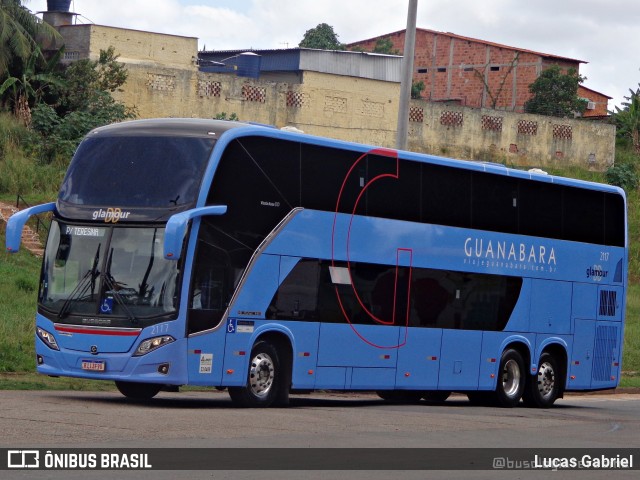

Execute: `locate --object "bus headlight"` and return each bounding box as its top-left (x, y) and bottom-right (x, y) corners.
top-left (134, 335), bottom-right (175, 356)
top-left (37, 327), bottom-right (59, 350)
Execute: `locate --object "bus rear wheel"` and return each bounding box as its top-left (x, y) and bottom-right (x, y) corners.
top-left (115, 381), bottom-right (162, 400)
top-left (523, 352), bottom-right (560, 408)
top-left (494, 348), bottom-right (525, 407)
top-left (228, 341), bottom-right (285, 408)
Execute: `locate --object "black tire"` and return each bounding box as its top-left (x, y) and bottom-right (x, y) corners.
top-left (422, 391), bottom-right (451, 404)
top-left (523, 352), bottom-right (560, 408)
top-left (376, 390), bottom-right (423, 404)
top-left (494, 348), bottom-right (525, 408)
top-left (115, 381), bottom-right (162, 400)
top-left (228, 341), bottom-right (286, 408)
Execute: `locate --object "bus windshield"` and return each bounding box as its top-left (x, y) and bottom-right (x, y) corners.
top-left (59, 136), bottom-right (216, 208)
top-left (39, 221), bottom-right (180, 325)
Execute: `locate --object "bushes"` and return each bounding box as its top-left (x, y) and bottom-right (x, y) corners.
top-left (0, 113), bottom-right (65, 196)
top-left (0, 153), bottom-right (64, 195)
top-left (605, 163), bottom-right (639, 192)
top-left (29, 91), bottom-right (135, 164)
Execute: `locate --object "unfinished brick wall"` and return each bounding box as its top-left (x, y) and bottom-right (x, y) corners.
top-left (349, 30), bottom-right (590, 113)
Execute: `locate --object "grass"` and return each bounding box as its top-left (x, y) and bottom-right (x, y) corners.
top-left (0, 372), bottom-right (116, 391)
top-left (0, 114), bottom-right (64, 199)
top-left (620, 375), bottom-right (640, 389)
top-left (0, 223), bottom-right (43, 373)
top-left (623, 283), bottom-right (640, 376)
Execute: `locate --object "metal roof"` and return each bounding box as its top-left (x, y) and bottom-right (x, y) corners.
top-left (198, 48), bottom-right (401, 83)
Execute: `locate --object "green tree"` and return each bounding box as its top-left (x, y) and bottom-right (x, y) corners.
top-left (411, 80), bottom-right (425, 99)
top-left (52, 46), bottom-right (128, 115)
top-left (29, 47), bottom-right (135, 163)
top-left (524, 65), bottom-right (587, 118)
top-left (0, 0), bottom-right (60, 77)
top-left (299, 23), bottom-right (344, 50)
top-left (612, 85), bottom-right (640, 153)
top-left (372, 37), bottom-right (400, 55)
top-left (0, 46), bottom-right (65, 124)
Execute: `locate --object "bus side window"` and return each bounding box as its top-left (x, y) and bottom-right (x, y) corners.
top-left (268, 260), bottom-right (321, 321)
top-left (187, 240), bottom-right (229, 334)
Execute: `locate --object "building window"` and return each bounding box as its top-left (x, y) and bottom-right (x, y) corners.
top-left (481, 115), bottom-right (503, 132)
top-left (553, 124), bottom-right (573, 140)
top-left (242, 84), bottom-right (266, 103)
top-left (198, 80), bottom-right (221, 98)
top-left (517, 120), bottom-right (538, 136)
top-left (440, 111), bottom-right (463, 127)
top-left (147, 73), bottom-right (176, 92)
top-left (63, 51), bottom-right (80, 61)
top-left (409, 106), bottom-right (424, 123)
top-left (287, 91), bottom-right (309, 108)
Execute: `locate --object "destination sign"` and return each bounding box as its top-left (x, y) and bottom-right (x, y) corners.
top-left (64, 226), bottom-right (106, 237)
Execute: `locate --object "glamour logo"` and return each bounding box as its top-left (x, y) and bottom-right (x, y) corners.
top-left (92, 208), bottom-right (131, 223)
top-left (586, 265), bottom-right (608, 281)
top-left (464, 237), bottom-right (557, 265)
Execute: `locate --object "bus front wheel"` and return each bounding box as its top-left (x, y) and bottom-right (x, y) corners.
top-left (523, 352), bottom-right (560, 408)
top-left (495, 348), bottom-right (525, 408)
top-left (115, 381), bottom-right (162, 400)
top-left (228, 341), bottom-right (284, 408)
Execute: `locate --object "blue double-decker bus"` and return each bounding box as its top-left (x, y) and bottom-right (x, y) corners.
top-left (6, 118), bottom-right (627, 408)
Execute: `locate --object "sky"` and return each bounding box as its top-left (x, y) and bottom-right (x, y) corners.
top-left (27, 0), bottom-right (639, 109)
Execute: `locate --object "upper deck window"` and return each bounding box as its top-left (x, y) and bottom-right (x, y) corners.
top-left (59, 136), bottom-right (216, 209)
top-left (205, 136), bottom-right (625, 248)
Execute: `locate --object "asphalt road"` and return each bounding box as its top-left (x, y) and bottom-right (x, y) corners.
top-left (1, 389), bottom-right (639, 479)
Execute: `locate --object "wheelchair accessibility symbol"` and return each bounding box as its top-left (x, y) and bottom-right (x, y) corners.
top-left (227, 318), bottom-right (236, 334)
top-left (100, 297), bottom-right (113, 314)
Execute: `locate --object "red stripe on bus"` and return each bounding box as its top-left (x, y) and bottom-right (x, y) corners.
top-left (54, 326), bottom-right (140, 336)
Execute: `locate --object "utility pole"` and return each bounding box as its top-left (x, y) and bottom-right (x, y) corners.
top-left (396, 0), bottom-right (418, 150)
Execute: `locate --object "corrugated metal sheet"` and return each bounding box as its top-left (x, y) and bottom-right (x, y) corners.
top-left (299, 50), bottom-right (401, 82)
top-left (199, 50), bottom-right (301, 72)
top-left (198, 48), bottom-right (401, 83)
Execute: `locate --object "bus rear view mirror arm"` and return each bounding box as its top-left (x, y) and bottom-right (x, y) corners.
top-left (5, 202), bottom-right (56, 254)
top-left (163, 205), bottom-right (227, 260)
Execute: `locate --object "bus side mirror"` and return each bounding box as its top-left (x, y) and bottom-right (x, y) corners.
top-left (5, 202), bottom-right (56, 254)
top-left (163, 205), bottom-right (227, 261)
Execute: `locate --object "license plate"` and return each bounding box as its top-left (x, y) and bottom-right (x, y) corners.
top-left (81, 360), bottom-right (106, 372)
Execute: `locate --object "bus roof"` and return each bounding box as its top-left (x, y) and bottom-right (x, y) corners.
top-left (88, 118), bottom-right (247, 138)
top-left (89, 118), bottom-right (624, 198)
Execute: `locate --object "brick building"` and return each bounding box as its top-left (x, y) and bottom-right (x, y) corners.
top-left (577, 85), bottom-right (612, 117)
top-left (348, 28), bottom-right (609, 117)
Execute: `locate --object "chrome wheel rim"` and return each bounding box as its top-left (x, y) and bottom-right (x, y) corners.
top-left (249, 352), bottom-right (275, 397)
top-left (536, 361), bottom-right (555, 399)
top-left (502, 359), bottom-right (521, 398)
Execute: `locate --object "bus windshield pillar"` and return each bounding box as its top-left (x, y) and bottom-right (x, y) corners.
top-left (164, 205), bottom-right (227, 260)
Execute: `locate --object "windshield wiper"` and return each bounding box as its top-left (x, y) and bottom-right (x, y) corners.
top-left (103, 247), bottom-right (137, 323)
top-left (58, 244), bottom-right (101, 319)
